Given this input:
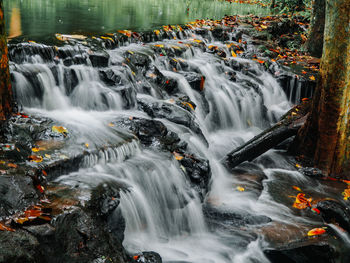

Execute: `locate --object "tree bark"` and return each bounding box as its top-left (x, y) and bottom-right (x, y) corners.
top-left (0, 0), bottom-right (13, 121)
top-left (293, 0), bottom-right (350, 178)
top-left (305, 0), bottom-right (326, 57)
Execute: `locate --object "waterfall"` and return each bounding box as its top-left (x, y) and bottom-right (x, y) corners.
top-left (9, 28), bottom-right (301, 263)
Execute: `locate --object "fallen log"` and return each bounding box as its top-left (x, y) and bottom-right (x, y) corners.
top-left (223, 101), bottom-right (310, 169)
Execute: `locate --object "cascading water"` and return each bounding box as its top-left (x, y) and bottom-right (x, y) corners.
top-left (8, 27), bottom-right (330, 263)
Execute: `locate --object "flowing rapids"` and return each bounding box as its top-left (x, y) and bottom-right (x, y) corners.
top-left (8, 28), bottom-right (329, 263)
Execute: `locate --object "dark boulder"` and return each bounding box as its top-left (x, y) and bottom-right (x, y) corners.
top-left (89, 52), bottom-right (110, 68)
top-left (113, 117), bottom-right (186, 153)
top-left (0, 229), bottom-right (42, 263)
top-left (133, 251), bottom-right (162, 263)
top-left (264, 241), bottom-right (336, 263)
top-left (0, 175), bottom-right (38, 217)
top-left (137, 99), bottom-right (205, 142)
top-left (316, 200), bottom-right (350, 233)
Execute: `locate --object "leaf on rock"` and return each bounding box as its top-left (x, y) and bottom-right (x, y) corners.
top-left (0, 222), bottom-right (15, 232)
top-left (236, 186), bottom-right (245, 192)
top-left (231, 50), bottom-right (237, 57)
top-left (52, 126), bottom-right (68, 135)
top-left (309, 75), bottom-right (316, 81)
top-left (342, 188), bottom-right (350, 200)
top-left (292, 193), bottom-right (312, 209)
top-left (29, 155), bottom-right (43, 163)
top-left (173, 152), bottom-right (184, 161)
top-left (292, 186), bottom-right (302, 192)
top-left (307, 228), bottom-right (326, 236)
top-left (7, 163), bottom-right (18, 168)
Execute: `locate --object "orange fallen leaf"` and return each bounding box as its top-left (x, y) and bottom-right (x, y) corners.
top-left (200, 76), bottom-right (205, 91)
top-left (292, 193), bottom-right (312, 209)
top-left (307, 228), bottom-right (326, 236)
top-left (7, 163), bottom-right (17, 168)
top-left (173, 152), bottom-right (184, 161)
top-left (309, 75), bottom-right (316, 81)
top-left (231, 50), bottom-right (237, 57)
top-left (29, 155), bottom-right (43, 163)
top-left (342, 188), bottom-right (350, 200)
top-left (0, 222), bottom-right (15, 232)
top-left (292, 186), bottom-right (302, 192)
top-left (42, 170), bottom-right (48, 176)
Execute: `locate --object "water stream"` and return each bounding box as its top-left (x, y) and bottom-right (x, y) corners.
top-left (8, 25), bottom-right (341, 262)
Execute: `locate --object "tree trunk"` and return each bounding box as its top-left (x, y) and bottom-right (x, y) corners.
top-left (305, 0), bottom-right (326, 57)
top-left (224, 103), bottom-right (310, 169)
top-left (0, 0), bottom-right (13, 121)
top-left (293, 0), bottom-right (350, 178)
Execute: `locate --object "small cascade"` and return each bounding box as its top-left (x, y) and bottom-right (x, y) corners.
top-left (8, 25), bottom-right (322, 263)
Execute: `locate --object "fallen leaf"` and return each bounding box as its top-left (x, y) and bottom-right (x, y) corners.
top-left (85, 143), bottom-right (89, 148)
top-left (42, 170), bottom-right (48, 176)
top-left (200, 76), bottom-right (205, 91)
top-left (7, 163), bottom-right (17, 168)
top-left (292, 193), bottom-right (312, 209)
top-left (173, 152), bottom-right (184, 161)
top-left (108, 122), bottom-right (115, 127)
top-left (311, 207), bottom-right (321, 214)
top-left (52, 126), bottom-right (68, 135)
top-left (231, 50), bottom-right (237, 57)
top-left (295, 163), bottom-right (302, 168)
top-left (307, 228), bottom-right (326, 236)
top-left (29, 155), bottom-right (43, 163)
top-left (292, 186), bottom-right (302, 192)
top-left (36, 185), bottom-right (45, 193)
top-left (342, 188), bottom-right (350, 200)
top-left (309, 75), bottom-right (316, 81)
top-left (236, 186), bottom-right (245, 192)
top-left (0, 222), bottom-right (15, 232)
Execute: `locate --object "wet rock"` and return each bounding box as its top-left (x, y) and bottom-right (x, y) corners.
top-left (113, 85), bottom-right (137, 109)
top-left (113, 117), bottom-right (186, 153)
top-left (180, 72), bottom-right (205, 92)
top-left (133, 251), bottom-right (162, 263)
top-left (299, 167), bottom-right (324, 178)
top-left (137, 99), bottom-right (205, 142)
top-left (264, 241), bottom-right (336, 263)
top-left (179, 156), bottom-right (211, 195)
top-left (99, 69), bottom-right (124, 86)
top-left (0, 229), bottom-right (42, 263)
top-left (203, 205), bottom-right (271, 228)
top-left (316, 200), bottom-right (350, 233)
top-left (8, 43), bottom-right (57, 64)
top-left (0, 175), bottom-right (38, 217)
top-left (89, 52), bottom-right (110, 67)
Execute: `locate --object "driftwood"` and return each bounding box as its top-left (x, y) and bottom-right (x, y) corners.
top-left (223, 102), bottom-right (310, 169)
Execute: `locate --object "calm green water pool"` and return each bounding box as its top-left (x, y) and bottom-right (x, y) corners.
top-left (4, 0), bottom-right (268, 41)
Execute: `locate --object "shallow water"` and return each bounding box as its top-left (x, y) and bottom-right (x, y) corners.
top-left (4, 0), bottom-right (269, 42)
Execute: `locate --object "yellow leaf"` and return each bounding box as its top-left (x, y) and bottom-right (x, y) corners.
top-left (236, 186), bottom-right (245, 192)
top-left (44, 154), bottom-right (51, 159)
top-left (309, 75), bottom-right (316, 81)
top-left (154, 44), bottom-right (164, 48)
top-left (154, 30), bottom-right (160, 36)
top-left (52, 126), bottom-right (68, 134)
top-left (173, 152), bottom-right (184, 161)
top-left (295, 163), bottom-right (302, 168)
top-left (260, 25), bottom-right (268, 29)
top-left (85, 143), bottom-right (89, 148)
top-left (32, 147), bottom-right (46, 152)
top-left (108, 122), bottom-right (115, 127)
top-left (343, 188), bottom-right (350, 200)
top-left (231, 50), bottom-right (237, 57)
